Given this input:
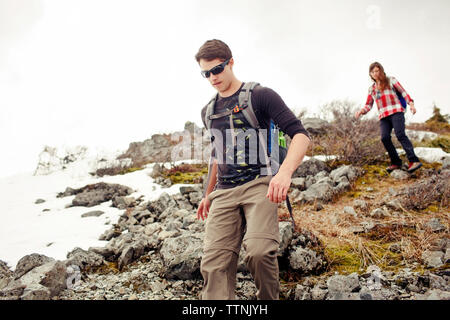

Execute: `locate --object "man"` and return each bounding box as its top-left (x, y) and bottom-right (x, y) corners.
top-left (195, 39), bottom-right (311, 300)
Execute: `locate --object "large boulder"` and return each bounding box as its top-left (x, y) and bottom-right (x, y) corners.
top-left (1, 260), bottom-right (68, 300)
top-left (295, 181), bottom-right (335, 203)
top-left (288, 247), bottom-right (325, 274)
top-left (160, 233), bottom-right (204, 280)
top-left (14, 254), bottom-right (55, 280)
top-left (65, 247), bottom-right (105, 270)
top-left (60, 182), bottom-right (134, 207)
top-left (293, 158), bottom-right (329, 178)
top-left (326, 273), bottom-right (361, 300)
top-left (117, 134), bottom-right (173, 164)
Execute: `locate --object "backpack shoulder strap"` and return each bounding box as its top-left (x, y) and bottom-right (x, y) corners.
top-left (205, 93), bottom-right (218, 130)
top-left (239, 82), bottom-right (261, 129)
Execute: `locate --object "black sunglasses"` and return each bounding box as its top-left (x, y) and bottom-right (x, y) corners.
top-left (201, 59), bottom-right (230, 78)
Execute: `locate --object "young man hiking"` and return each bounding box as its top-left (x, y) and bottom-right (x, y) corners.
top-left (355, 62), bottom-right (422, 173)
top-left (194, 39), bottom-right (311, 300)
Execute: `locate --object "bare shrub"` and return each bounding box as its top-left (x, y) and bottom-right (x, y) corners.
top-left (311, 100), bottom-right (385, 165)
top-left (400, 170), bottom-right (450, 210)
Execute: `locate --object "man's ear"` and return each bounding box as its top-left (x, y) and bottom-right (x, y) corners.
top-left (229, 57), bottom-right (234, 68)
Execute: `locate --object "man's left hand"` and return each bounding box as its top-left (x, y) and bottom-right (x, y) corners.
top-left (266, 170), bottom-right (292, 203)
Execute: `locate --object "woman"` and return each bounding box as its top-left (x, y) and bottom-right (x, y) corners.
top-left (355, 61), bottom-right (422, 173)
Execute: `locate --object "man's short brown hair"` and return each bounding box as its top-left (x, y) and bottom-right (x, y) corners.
top-left (195, 39), bottom-right (232, 63)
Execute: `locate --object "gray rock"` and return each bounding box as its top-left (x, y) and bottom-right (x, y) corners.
top-left (291, 177), bottom-right (306, 190)
top-left (278, 222), bottom-right (294, 257)
top-left (144, 222), bottom-right (163, 236)
top-left (311, 285), bottom-right (328, 300)
top-left (327, 273), bottom-right (360, 300)
top-left (135, 209), bottom-right (153, 222)
top-left (160, 233), bottom-right (204, 280)
top-left (35, 199), bottom-right (45, 204)
top-left (343, 206), bottom-right (357, 217)
top-left (422, 250), bottom-right (444, 268)
top-left (88, 247), bottom-right (115, 260)
top-left (187, 192), bottom-right (203, 207)
top-left (330, 165), bottom-right (358, 183)
top-left (65, 247), bottom-right (105, 270)
top-left (425, 218), bottom-right (446, 233)
top-left (296, 182), bottom-right (334, 203)
top-left (81, 210), bottom-right (105, 218)
top-left (370, 207), bottom-right (389, 219)
top-left (69, 182), bottom-right (133, 207)
top-left (99, 228), bottom-right (121, 241)
top-left (353, 199), bottom-right (368, 211)
top-left (0, 260), bottom-right (13, 280)
top-left (288, 248), bottom-right (323, 274)
top-left (293, 158), bottom-right (328, 178)
top-left (147, 192), bottom-right (178, 217)
top-left (180, 186), bottom-right (198, 195)
top-left (19, 260), bottom-right (67, 298)
top-left (390, 169), bottom-right (409, 180)
top-left (429, 273), bottom-right (448, 290)
top-left (444, 248), bottom-right (450, 264)
top-left (149, 163), bottom-right (163, 178)
top-left (388, 187), bottom-right (398, 196)
top-left (118, 133), bottom-right (173, 165)
top-left (20, 283), bottom-right (51, 300)
top-left (334, 175), bottom-right (351, 192)
top-left (385, 199), bottom-right (403, 211)
top-left (14, 254), bottom-right (55, 280)
top-left (294, 284), bottom-right (311, 300)
top-left (425, 289), bottom-right (450, 300)
top-left (0, 279), bottom-right (26, 299)
top-left (112, 196), bottom-right (136, 209)
top-left (118, 246), bottom-right (134, 270)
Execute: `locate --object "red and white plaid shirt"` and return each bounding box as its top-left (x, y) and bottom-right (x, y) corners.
top-left (361, 76), bottom-right (413, 120)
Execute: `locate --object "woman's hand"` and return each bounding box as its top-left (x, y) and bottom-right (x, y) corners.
top-left (355, 110), bottom-right (363, 119)
top-left (409, 102), bottom-right (416, 115)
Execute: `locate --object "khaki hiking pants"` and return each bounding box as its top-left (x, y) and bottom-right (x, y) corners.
top-left (200, 175), bottom-right (280, 300)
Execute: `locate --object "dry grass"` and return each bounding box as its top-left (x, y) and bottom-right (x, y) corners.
top-left (279, 165), bottom-right (449, 275)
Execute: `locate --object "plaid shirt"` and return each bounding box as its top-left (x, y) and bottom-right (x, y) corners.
top-left (361, 76), bottom-right (413, 120)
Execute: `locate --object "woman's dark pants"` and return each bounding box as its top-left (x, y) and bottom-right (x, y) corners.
top-left (380, 112), bottom-right (420, 166)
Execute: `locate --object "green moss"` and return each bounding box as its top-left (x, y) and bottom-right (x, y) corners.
top-left (324, 243), bottom-right (362, 274)
top-left (425, 203), bottom-right (440, 213)
top-left (323, 238), bottom-right (407, 275)
top-left (162, 163), bottom-right (208, 184)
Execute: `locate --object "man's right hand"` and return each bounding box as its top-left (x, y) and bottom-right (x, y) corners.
top-left (355, 110), bottom-right (363, 119)
top-left (197, 197), bottom-right (211, 221)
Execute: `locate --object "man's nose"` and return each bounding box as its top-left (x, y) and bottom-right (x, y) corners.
top-left (209, 73), bottom-right (219, 83)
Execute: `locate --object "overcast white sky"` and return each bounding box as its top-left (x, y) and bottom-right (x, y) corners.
top-left (1, 0), bottom-right (449, 177)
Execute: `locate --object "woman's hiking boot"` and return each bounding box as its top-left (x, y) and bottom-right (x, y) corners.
top-left (386, 164), bottom-right (401, 173)
top-left (407, 162), bottom-right (422, 173)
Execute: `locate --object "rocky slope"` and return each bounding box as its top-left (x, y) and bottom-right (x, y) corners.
top-left (1, 156), bottom-right (448, 300)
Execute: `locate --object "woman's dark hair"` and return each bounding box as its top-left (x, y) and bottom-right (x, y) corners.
top-left (369, 61), bottom-right (390, 91)
top-left (195, 39), bottom-right (232, 63)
